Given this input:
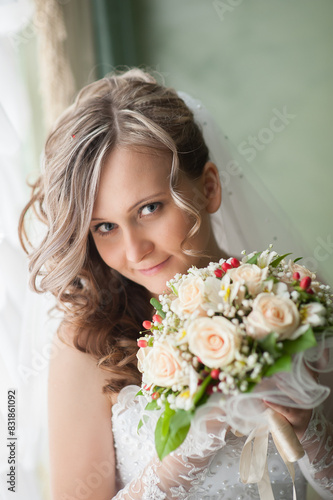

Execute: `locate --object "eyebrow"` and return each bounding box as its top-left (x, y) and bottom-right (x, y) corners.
top-left (91, 191), bottom-right (166, 221)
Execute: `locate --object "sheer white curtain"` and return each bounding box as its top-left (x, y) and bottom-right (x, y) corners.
top-left (0, 2), bottom-right (59, 498)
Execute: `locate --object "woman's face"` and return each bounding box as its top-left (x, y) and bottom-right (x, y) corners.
top-left (90, 146), bottom-right (221, 296)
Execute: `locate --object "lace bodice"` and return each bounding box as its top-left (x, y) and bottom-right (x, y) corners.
top-left (111, 386), bottom-right (308, 499)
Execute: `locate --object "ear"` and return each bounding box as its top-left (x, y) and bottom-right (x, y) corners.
top-left (201, 162), bottom-right (221, 214)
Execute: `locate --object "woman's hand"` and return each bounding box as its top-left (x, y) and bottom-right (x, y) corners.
top-left (263, 400), bottom-right (312, 440)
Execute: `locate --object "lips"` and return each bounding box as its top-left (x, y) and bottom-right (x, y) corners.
top-left (138, 257), bottom-right (170, 276)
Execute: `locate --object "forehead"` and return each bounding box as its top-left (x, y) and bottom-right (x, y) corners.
top-left (92, 146), bottom-right (172, 216)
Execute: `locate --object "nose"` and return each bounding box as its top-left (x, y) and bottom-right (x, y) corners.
top-left (123, 226), bottom-right (154, 264)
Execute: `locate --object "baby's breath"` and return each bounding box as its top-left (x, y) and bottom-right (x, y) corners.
top-left (138, 246), bottom-right (333, 426)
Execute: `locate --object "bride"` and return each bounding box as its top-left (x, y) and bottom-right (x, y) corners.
top-left (19, 68), bottom-right (333, 499)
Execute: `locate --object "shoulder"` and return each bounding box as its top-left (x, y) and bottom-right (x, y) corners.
top-left (49, 322), bottom-right (120, 405)
top-left (50, 324), bottom-right (110, 389)
top-left (48, 324), bottom-right (118, 498)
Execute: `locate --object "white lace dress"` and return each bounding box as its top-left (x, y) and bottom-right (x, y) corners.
top-left (111, 386), bottom-right (333, 500)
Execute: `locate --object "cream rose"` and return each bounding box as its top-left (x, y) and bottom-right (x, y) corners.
top-left (137, 341), bottom-right (189, 388)
top-left (288, 260), bottom-right (316, 281)
top-left (228, 264), bottom-right (267, 296)
top-left (187, 316), bottom-right (241, 368)
top-left (171, 276), bottom-right (205, 316)
top-left (246, 293), bottom-right (300, 340)
top-left (137, 346), bottom-right (152, 374)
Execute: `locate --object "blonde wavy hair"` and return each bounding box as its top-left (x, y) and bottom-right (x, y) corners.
top-left (19, 68), bottom-right (209, 394)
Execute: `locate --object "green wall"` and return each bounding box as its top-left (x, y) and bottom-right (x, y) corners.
top-left (133, 0), bottom-right (333, 283)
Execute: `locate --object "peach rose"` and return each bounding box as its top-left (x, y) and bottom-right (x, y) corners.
top-left (246, 293), bottom-right (300, 340)
top-left (137, 341), bottom-right (189, 388)
top-left (187, 316), bottom-right (241, 368)
top-left (228, 264), bottom-right (267, 296)
top-left (171, 276), bottom-right (205, 316)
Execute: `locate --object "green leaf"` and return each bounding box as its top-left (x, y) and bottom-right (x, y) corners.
top-left (150, 298), bottom-right (166, 318)
top-left (145, 400), bottom-right (160, 411)
top-left (293, 257), bottom-right (303, 263)
top-left (193, 374), bottom-right (212, 406)
top-left (258, 332), bottom-right (281, 358)
top-left (283, 326), bottom-right (317, 355)
top-left (168, 410), bottom-right (192, 447)
top-left (270, 253), bottom-right (292, 268)
top-left (264, 275), bottom-right (279, 283)
top-left (150, 297), bottom-right (162, 310)
top-left (169, 410), bottom-right (193, 432)
top-left (264, 354), bottom-right (292, 377)
top-left (244, 381), bottom-right (256, 393)
top-left (155, 402), bottom-right (176, 460)
top-left (162, 402), bottom-right (175, 437)
top-left (246, 252), bottom-right (262, 265)
top-left (137, 414), bottom-right (150, 434)
top-left (148, 336), bottom-right (154, 347)
top-left (136, 389), bottom-right (143, 397)
top-left (155, 409), bottom-right (192, 460)
top-left (293, 287), bottom-right (321, 303)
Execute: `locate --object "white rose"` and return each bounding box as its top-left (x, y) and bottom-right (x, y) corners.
top-left (228, 264), bottom-right (268, 296)
top-left (187, 316), bottom-right (241, 368)
top-left (246, 293), bottom-right (300, 340)
top-left (171, 275), bottom-right (205, 316)
top-left (137, 341), bottom-right (189, 388)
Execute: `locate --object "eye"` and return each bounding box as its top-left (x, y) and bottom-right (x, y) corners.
top-left (93, 222), bottom-right (116, 236)
top-left (140, 202), bottom-right (161, 217)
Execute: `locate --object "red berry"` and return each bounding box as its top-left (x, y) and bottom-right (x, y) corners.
top-left (142, 320), bottom-right (152, 330)
top-left (211, 369), bottom-right (220, 380)
top-left (222, 262), bottom-right (232, 272)
top-left (152, 391), bottom-right (160, 400)
top-left (293, 272), bottom-right (300, 281)
top-left (207, 385), bottom-right (214, 395)
top-left (153, 314), bottom-right (162, 323)
top-left (137, 339), bottom-right (148, 348)
top-left (214, 268), bottom-right (223, 278)
top-left (300, 277), bottom-right (311, 290)
top-left (230, 258), bottom-right (240, 268)
top-left (307, 288), bottom-right (314, 294)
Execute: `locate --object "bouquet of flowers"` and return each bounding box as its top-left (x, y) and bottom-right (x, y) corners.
top-left (136, 247), bottom-right (333, 466)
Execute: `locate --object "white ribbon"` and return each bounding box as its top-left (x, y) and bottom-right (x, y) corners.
top-left (239, 408), bottom-right (304, 500)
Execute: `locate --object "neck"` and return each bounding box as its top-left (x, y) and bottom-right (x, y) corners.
top-left (205, 232), bottom-right (229, 264)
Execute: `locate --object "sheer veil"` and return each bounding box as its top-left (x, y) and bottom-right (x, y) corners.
top-left (178, 91), bottom-right (312, 261)
top-left (178, 90), bottom-right (333, 433)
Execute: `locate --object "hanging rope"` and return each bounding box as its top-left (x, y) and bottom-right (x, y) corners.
top-left (34, 0), bottom-right (75, 130)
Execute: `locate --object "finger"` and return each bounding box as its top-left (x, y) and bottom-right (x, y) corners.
top-left (263, 400), bottom-right (295, 418)
top-left (263, 400), bottom-right (312, 438)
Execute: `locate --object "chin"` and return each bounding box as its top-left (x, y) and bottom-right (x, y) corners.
top-left (142, 274), bottom-right (174, 297)
top-left (145, 283), bottom-right (169, 298)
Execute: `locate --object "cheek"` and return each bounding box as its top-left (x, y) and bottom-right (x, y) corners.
top-left (157, 207), bottom-right (194, 247)
top-left (92, 237), bottom-right (121, 269)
